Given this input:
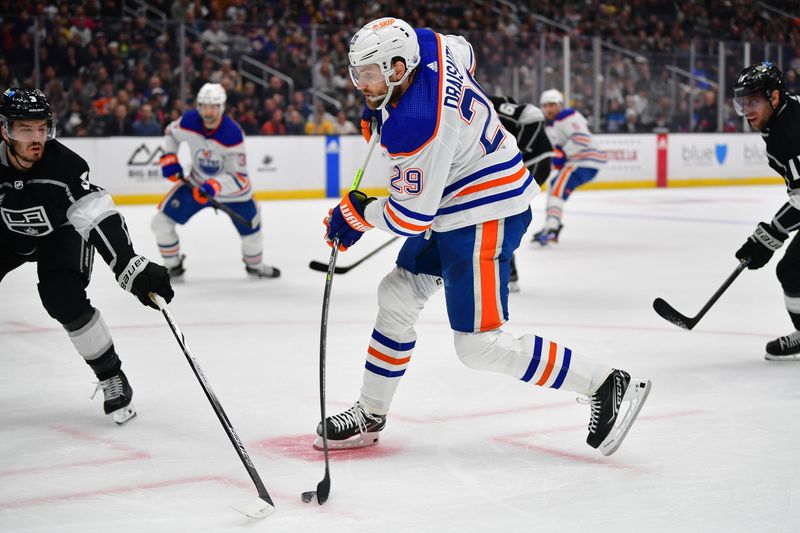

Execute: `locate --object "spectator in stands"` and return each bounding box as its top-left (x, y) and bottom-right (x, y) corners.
top-left (285, 109), bottom-right (305, 135)
top-left (291, 90), bottom-right (313, 120)
top-left (332, 110), bottom-right (357, 135)
top-left (104, 103), bottom-right (133, 136)
top-left (693, 89), bottom-right (717, 132)
top-left (260, 109), bottom-right (286, 135)
top-left (132, 104), bottom-right (162, 136)
top-left (606, 100), bottom-right (626, 132)
top-left (622, 108), bottom-right (642, 133)
top-left (201, 21), bottom-right (229, 55)
top-left (304, 101), bottom-right (335, 135)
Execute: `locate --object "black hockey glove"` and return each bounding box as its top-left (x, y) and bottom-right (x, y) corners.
top-left (116, 255), bottom-right (175, 309)
top-left (735, 222), bottom-right (788, 270)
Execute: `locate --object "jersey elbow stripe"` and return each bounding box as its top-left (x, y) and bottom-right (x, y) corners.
top-left (383, 213), bottom-right (425, 237)
top-left (385, 203), bottom-right (433, 233)
top-left (387, 197), bottom-right (435, 222)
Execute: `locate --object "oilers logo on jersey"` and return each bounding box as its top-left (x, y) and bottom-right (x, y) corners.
top-left (194, 148), bottom-right (223, 176)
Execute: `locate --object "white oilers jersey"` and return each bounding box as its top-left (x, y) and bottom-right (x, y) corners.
top-left (163, 109), bottom-right (252, 202)
top-left (545, 109), bottom-right (607, 169)
top-left (362, 29), bottom-right (537, 236)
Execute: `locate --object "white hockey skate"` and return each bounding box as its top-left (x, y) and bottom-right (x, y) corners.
top-left (92, 370), bottom-right (137, 425)
top-left (166, 254), bottom-right (186, 284)
top-left (245, 263), bottom-right (281, 279)
top-left (581, 369), bottom-right (651, 456)
top-left (314, 401), bottom-right (386, 450)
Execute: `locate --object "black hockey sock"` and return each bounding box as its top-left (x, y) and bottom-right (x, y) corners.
top-left (87, 346), bottom-right (122, 381)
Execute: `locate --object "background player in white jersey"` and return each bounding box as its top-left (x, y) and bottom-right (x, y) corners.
top-left (535, 89), bottom-right (607, 245)
top-left (151, 83), bottom-right (279, 281)
top-left (318, 17), bottom-right (651, 456)
top-left (0, 88), bottom-right (174, 424)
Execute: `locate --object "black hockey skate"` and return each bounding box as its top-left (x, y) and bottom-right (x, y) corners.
top-left (167, 254), bottom-right (186, 283)
top-left (92, 370), bottom-right (136, 425)
top-left (765, 330), bottom-right (800, 361)
top-left (245, 264), bottom-right (281, 279)
top-left (582, 369), bottom-right (651, 456)
top-left (532, 224), bottom-right (563, 246)
top-left (314, 401), bottom-right (386, 450)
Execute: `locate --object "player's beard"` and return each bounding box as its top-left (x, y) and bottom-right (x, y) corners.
top-left (9, 139), bottom-right (44, 168)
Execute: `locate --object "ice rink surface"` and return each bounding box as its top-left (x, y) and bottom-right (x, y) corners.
top-left (2, 185), bottom-right (799, 532)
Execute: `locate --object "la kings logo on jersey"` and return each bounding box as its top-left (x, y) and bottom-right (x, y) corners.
top-left (1, 206), bottom-right (54, 236)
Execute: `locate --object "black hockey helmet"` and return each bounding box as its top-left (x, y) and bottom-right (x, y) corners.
top-left (0, 88), bottom-right (56, 141)
top-left (732, 62), bottom-right (784, 115)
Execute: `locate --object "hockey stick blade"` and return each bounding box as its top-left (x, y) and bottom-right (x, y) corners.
top-left (309, 237), bottom-right (400, 275)
top-left (652, 297), bottom-right (695, 330)
top-left (309, 260), bottom-right (348, 274)
top-left (232, 497), bottom-right (276, 519)
top-left (301, 475), bottom-right (330, 505)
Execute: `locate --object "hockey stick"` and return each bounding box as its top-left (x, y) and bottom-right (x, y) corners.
top-left (308, 236), bottom-right (400, 274)
top-left (302, 129), bottom-right (381, 506)
top-left (652, 258), bottom-right (749, 330)
top-left (150, 294), bottom-right (275, 519)
top-left (182, 175), bottom-right (254, 229)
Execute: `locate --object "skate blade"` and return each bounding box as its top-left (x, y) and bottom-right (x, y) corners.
top-left (765, 352), bottom-right (800, 361)
top-left (599, 379), bottom-right (651, 456)
top-left (232, 497), bottom-right (275, 519)
top-left (508, 281), bottom-right (520, 293)
top-left (112, 404), bottom-right (137, 425)
top-left (312, 432), bottom-right (380, 451)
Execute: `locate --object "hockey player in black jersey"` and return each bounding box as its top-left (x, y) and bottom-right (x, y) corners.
top-left (0, 88), bottom-right (174, 423)
top-left (732, 63), bottom-right (800, 360)
top-left (490, 95), bottom-right (554, 292)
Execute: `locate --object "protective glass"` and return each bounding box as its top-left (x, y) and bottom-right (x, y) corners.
top-left (733, 93), bottom-right (769, 116)
top-left (349, 64), bottom-right (385, 88)
top-left (4, 119), bottom-right (55, 142)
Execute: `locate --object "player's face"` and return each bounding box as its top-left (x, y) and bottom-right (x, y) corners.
top-left (199, 103), bottom-right (223, 128)
top-left (350, 64), bottom-right (390, 109)
top-left (5, 119), bottom-right (47, 164)
top-left (542, 102), bottom-right (561, 121)
top-left (734, 91), bottom-right (775, 131)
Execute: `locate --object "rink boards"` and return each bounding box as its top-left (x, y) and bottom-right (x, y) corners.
top-left (61, 133), bottom-right (782, 204)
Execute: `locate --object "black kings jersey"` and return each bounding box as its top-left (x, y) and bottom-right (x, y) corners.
top-left (0, 139), bottom-right (136, 273)
top-left (762, 94), bottom-right (800, 233)
top-left (490, 95), bottom-right (554, 185)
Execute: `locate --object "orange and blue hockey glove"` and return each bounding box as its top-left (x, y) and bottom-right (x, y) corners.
top-left (324, 190), bottom-right (375, 251)
top-left (159, 153), bottom-right (183, 181)
top-left (192, 179), bottom-right (221, 203)
top-left (552, 145), bottom-right (566, 170)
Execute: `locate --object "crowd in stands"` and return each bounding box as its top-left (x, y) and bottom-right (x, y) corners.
top-left (2, 0), bottom-right (800, 138)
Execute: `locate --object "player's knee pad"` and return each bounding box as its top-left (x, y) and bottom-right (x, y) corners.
top-left (376, 267), bottom-right (441, 332)
top-left (151, 211), bottom-right (178, 241)
top-left (37, 270), bottom-right (92, 325)
top-left (453, 329), bottom-right (535, 374)
top-left (777, 254), bottom-right (800, 294)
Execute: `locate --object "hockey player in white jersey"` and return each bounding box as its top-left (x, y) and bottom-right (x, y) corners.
top-left (318, 17), bottom-right (650, 456)
top-left (151, 83), bottom-right (279, 281)
top-left (535, 89), bottom-right (607, 245)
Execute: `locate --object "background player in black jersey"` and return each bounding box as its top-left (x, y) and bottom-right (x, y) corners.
top-left (732, 63), bottom-right (800, 360)
top-left (490, 95), bottom-right (554, 292)
top-left (0, 88), bottom-right (174, 423)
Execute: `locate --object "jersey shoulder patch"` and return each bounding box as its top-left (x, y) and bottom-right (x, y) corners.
top-left (380, 29), bottom-right (443, 157)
